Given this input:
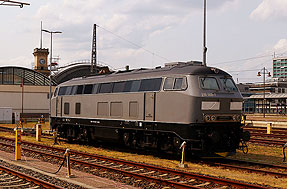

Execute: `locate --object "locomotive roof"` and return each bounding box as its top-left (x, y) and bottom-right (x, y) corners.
top-left (60, 62), bottom-right (231, 86)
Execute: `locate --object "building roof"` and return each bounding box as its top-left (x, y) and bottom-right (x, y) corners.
top-left (0, 66), bottom-right (56, 86)
top-left (249, 93), bottom-right (287, 99)
top-left (52, 61), bottom-right (110, 84)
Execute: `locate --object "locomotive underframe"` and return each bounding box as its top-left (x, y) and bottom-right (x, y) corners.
top-left (52, 117), bottom-right (243, 157)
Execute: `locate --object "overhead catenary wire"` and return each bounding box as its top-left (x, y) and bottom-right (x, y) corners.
top-left (96, 24), bottom-right (172, 63)
top-left (228, 67), bottom-right (273, 73)
top-left (213, 54), bottom-right (273, 66)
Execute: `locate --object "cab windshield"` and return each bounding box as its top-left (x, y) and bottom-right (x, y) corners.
top-left (200, 77), bottom-right (219, 90)
top-left (220, 78), bottom-right (237, 92)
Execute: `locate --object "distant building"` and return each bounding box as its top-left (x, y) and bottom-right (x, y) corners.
top-left (238, 80), bottom-right (287, 114)
top-left (273, 56), bottom-right (287, 79)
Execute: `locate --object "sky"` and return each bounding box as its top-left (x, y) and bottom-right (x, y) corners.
top-left (0, 0), bottom-right (287, 83)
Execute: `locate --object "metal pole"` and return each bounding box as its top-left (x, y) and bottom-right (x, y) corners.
top-left (42, 29), bottom-right (61, 130)
top-left (263, 67), bottom-right (266, 118)
top-left (21, 78), bottom-right (24, 118)
top-left (49, 33), bottom-right (52, 130)
top-left (40, 21), bottom-right (43, 49)
top-left (91, 24), bottom-right (97, 74)
top-left (203, 0), bottom-right (207, 66)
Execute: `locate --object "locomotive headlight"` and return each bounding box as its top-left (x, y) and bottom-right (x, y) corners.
top-left (233, 115), bottom-right (241, 121)
top-left (211, 115), bottom-right (216, 121)
top-left (205, 115), bottom-right (211, 122)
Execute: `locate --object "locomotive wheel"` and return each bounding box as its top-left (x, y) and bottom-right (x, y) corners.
top-left (173, 137), bottom-right (182, 154)
top-left (82, 127), bottom-right (92, 143)
top-left (173, 137), bottom-right (181, 149)
top-left (123, 133), bottom-right (130, 146)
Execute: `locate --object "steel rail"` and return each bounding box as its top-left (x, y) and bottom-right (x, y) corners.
top-left (206, 161), bottom-right (287, 178)
top-left (250, 132), bottom-right (287, 139)
top-left (0, 136), bottom-right (267, 188)
top-left (249, 138), bottom-right (286, 145)
top-left (0, 164), bottom-right (62, 189)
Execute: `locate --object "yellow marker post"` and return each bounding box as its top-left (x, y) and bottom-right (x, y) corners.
top-left (241, 115), bottom-right (246, 125)
top-left (15, 128), bottom-right (21, 160)
top-left (267, 123), bottom-right (272, 134)
top-left (65, 149), bottom-right (72, 177)
top-left (178, 141), bottom-right (188, 168)
top-left (36, 124), bottom-right (42, 142)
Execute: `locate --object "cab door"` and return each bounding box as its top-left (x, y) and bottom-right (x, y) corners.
top-left (144, 93), bottom-right (155, 121)
top-left (56, 96), bottom-right (62, 117)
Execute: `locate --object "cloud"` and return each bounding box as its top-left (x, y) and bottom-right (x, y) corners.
top-left (250, 0), bottom-right (287, 21)
top-left (32, 0), bottom-right (238, 68)
top-left (274, 39), bottom-right (287, 51)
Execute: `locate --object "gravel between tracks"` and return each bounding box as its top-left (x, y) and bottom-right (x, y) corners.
top-left (0, 159), bottom-right (83, 188)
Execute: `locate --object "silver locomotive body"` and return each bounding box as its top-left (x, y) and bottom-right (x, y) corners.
top-left (51, 62), bottom-right (248, 157)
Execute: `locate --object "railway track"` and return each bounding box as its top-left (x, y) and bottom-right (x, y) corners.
top-left (249, 138), bottom-right (286, 146)
top-left (203, 158), bottom-right (287, 178)
top-left (0, 126), bottom-right (58, 141)
top-left (0, 163), bottom-right (62, 189)
top-left (244, 126), bottom-right (287, 135)
top-left (243, 126), bottom-right (287, 146)
top-left (0, 136), bottom-right (273, 188)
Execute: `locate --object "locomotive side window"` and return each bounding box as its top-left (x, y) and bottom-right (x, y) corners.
top-left (93, 84), bottom-right (99, 94)
top-left (139, 78), bottom-right (162, 92)
top-left (130, 80), bottom-right (141, 92)
top-left (164, 77), bottom-right (187, 91)
top-left (123, 80), bottom-right (133, 92)
top-left (76, 85), bottom-right (84, 95)
top-left (58, 86), bottom-right (67, 96)
top-left (75, 103), bottom-right (81, 114)
top-left (65, 86), bottom-right (73, 95)
top-left (64, 102), bottom-right (69, 115)
top-left (99, 83), bottom-right (113, 93)
top-left (200, 77), bottom-right (219, 90)
top-left (163, 78), bottom-right (174, 90)
top-left (83, 84), bottom-right (93, 94)
top-left (173, 78), bottom-right (186, 90)
top-left (113, 81), bottom-right (125, 93)
top-left (70, 86), bottom-right (77, 95)
top-left (220, 78), bottom-right (238, 92)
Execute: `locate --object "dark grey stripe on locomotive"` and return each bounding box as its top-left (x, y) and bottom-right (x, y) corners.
top-left (52, 116), bottom-right (242, 141)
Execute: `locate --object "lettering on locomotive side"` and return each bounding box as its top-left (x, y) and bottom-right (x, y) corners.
top-left (202, 93), bottom-right (216, 97)
top-left (90, 120), bottom-right (100, 124)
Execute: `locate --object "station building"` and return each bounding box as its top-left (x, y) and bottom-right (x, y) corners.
top-left (0, 48), bottom-right (56, 120)
top-left (0, 48), bottom-right (110, 122)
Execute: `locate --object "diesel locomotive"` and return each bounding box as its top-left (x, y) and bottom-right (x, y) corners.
top-left (51, 61), bottom-right (250, 157)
